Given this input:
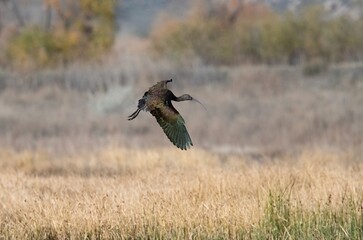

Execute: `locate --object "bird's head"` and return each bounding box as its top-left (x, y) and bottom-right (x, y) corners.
top-left (178, 94), bottom-right (193, 101)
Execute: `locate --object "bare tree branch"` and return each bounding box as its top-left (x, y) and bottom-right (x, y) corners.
top-left (44, 2), bottom-right (52, 31)
top-left (10, 0), bottom-right (25, 27)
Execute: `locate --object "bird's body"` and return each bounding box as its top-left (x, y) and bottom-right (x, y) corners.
top-left (128, 79), bottom-right (201, 150)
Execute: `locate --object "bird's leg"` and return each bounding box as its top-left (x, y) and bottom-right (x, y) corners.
top-left (128, 108), bottom-right (141, 120)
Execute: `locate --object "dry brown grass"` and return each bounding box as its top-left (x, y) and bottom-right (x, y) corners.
top-left (0, 147), bottom-right (362, 238)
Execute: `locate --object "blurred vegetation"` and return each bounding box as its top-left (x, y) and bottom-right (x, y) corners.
top-left (4, 0), bottom-right (116, 70)
top-left (302, 58), bottom-right (329, 76)
top-left (152, 3), bottom-right (363, 66)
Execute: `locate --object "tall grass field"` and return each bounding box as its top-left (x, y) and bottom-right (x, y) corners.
top-left (1, 1), bottom-right (363, 239)
top-left (1, 148), bottom-right (362, 239)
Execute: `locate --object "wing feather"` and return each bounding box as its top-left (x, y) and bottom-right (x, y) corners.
top-left (150, 106), bottom-right (193, 150)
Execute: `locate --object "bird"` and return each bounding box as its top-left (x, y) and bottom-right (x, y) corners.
top-left (128, 79), bottom-right (205, 150)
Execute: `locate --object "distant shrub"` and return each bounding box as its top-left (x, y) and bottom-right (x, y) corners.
top-left (303, 58), bottom-right (329, 76)
top-left (152, 4), bottom-right (263, 64)
top-left (5, 0), bottom-right (116, 70)
top-left (151, 3), bottom-right (363, 65)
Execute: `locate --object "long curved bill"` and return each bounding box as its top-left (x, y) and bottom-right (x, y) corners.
top-left (192, 97), bottom-right (207, 111)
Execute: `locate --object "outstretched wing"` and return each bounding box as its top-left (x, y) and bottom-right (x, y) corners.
top-left (150, 105), bottom-right (193, 150)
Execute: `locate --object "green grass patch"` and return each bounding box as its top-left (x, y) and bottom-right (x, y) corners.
top-left (253, 191), bottom-right (363, 239)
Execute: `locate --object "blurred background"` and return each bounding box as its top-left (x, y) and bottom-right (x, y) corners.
top-left (0, 0), bottom-right (363, 155)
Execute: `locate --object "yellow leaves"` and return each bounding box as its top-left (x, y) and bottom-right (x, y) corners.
top-left (5, 0), bottom-right (116, 70)
top-left (68, 30), bottom-right (82, 46)
top-left (80, 0), bottom-right (115, 18)
top-left (151, 3), bottom-right (363, 65)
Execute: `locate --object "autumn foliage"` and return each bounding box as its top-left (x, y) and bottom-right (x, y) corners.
top-left (4, 0), bottom-right (116, 70)
top-left (151, 2), bottom-right (363, 65)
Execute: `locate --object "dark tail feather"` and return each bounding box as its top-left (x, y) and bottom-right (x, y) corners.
top-left (128, 108), bottom-right (141, 120)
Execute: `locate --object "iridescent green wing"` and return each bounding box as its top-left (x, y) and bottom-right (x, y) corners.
top-left (150, 104), bottom-right (193, 150)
